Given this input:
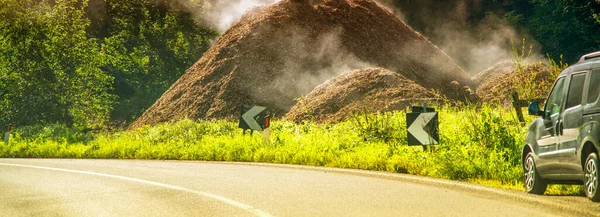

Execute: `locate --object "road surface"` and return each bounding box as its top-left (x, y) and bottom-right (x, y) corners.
top-left (0, 159), bottom-right (594, 216)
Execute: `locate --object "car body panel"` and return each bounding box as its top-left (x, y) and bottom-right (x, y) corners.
top-left (524, 52), bottom-right (600, 184)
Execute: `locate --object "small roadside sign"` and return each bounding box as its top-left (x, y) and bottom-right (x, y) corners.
top-left (239, 104), bottom-right (270, 133)
top-left (406, 107), bottom-right (439, 146)
top-left (4, 125), bottom-right (10, 145)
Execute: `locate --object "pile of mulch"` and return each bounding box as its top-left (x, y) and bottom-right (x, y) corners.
top-left (471, 61), bottom-right (515, 85)
top-left (130, 0), bottom-right (474, 129)
top-left (285, 67), bottom-right (441, 123)
top-left (473, 62), bottom-right (556, 104)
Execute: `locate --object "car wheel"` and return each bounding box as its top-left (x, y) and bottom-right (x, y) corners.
top-left (523, 152), bottom-right (547, 195)
top-left (584, 152), bottom-right (600, 202)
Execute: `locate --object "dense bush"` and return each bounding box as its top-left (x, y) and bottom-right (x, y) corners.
top-left (98, 0), bottom-right (216, 122)
top-left (3, 104), bottom-right (585, 194)
top-left (0, 106), bottom-right (530, 184)
top-left (0, 0), bottom-right (114, 127)
top-left (0, 0), bottom-right (215, 128)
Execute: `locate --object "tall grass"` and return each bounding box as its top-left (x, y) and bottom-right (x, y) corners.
top-left (5, 105), bottom-right (583, 193)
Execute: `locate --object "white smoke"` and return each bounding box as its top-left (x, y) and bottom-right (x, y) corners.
top-left (204, 0), bottom-right (279, 32)
top-left (283, 28), bottom-right (373, 96)
top-left (384, 1), bottom-right (545, 74)
top-left (182, 0), bottom-right (543, 75)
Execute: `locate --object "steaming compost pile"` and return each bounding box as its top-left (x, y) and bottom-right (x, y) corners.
top-left (473, 62), bottom-right (555, 103)
top-left (471, 61), bottom-right (515, 85)
top-left (286, 68), bottom-right (441, 123)
top-left (131, 0), bottom-right (475, 129)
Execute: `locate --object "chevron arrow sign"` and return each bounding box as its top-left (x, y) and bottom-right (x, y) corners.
top-left (239, 104), bottom-right (268, 131)
top-left (406, 112), bottom-right (439, 146)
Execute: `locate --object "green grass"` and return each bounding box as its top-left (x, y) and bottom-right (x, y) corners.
top-left (0, 105), bottom-right (584, 196)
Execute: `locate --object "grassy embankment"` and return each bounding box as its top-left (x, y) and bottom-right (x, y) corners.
top-left (0, 105), bottom-right (583, 195)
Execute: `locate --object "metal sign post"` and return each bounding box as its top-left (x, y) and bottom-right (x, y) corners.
top-left (4, 125), bottom-right (10, 145)
top-left (239, 105), bottom-right (270, 141)
top-left (406, 106), bottom-right (439, 150)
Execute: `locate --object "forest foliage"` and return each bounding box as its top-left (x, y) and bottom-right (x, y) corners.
top-left (0, 0), bottom-right (215, 128)
top-left (393, 0), bottom-right (600, 63)
top-left (0, 0), bottom-right (599, 128)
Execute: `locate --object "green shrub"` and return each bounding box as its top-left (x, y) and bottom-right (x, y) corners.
top-left (0, 106), bottom-right (580, 195)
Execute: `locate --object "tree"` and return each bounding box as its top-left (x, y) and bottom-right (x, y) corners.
top-left (525, 0), bottom-right (600, 63)
top-left (0, 0), bottom-right (217, 128)
top-left (95, 0), bottom-right (216, 123)
top-left (0, 0), bottom-right (114, 128)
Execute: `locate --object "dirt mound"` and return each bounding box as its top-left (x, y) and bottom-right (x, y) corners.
top-left (130, 0), bottom-right (474, 129)
top-left (285, 68), bottom-right (441, 123)
top-left (471, 61), bottom-right (516, 86)
top-left (474, 62), bottom-right (555, 104)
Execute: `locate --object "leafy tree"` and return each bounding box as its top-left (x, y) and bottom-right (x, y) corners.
top-left (94, 0), bottom-right (216, 123)
top-left (0, 0), bottom-right (216, 128)
top-left (524, 0), bottom-right (600, 63)
top-left (391, 0), bottom-right (600, 64)
top-left (0, 0), bottom-right (114, 128)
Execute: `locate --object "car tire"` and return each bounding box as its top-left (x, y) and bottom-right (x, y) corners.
top-left (523, 152), bottom-right (547, 195)
top-left (584, 152), bottom-right (600, 202)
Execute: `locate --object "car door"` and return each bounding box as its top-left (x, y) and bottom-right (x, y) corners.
top-left (535, 76), bottom-right (567, 175)
top-left (558, 72), bottom-right (587, 175)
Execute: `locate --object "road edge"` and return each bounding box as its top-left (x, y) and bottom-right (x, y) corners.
top-left (213, 161), bottom-right (596, 217)
top-left (1, 158), bottom-right (595, 216)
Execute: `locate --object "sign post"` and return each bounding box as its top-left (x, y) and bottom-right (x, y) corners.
top-left (4, 125), bottom-right (10, 145)
top-left (406, 106), bottom-right (439, 150)
top-left (512, 92), bottom-right (544, 124)
top-left (263, 127), bottom-right (270, 142)
top-left (239, 105), bottom-right (270, 141)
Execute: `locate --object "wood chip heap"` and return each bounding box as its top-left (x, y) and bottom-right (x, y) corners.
top-left (131, 0), bottom-right (475, 129)
top-left (286, 67), bottom-right (441, 123)
top-left (473, 61), bottom-right (555, 104)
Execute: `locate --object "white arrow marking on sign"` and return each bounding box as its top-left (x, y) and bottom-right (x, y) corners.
top-left (242, 106), bottom-right (266, 130)
top-left (408, 113), bottom-right (438, 145)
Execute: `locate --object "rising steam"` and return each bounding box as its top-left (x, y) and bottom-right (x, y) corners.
top-left (203, 0), bottom-right (279, 32)
top-left (198, 0), bottom-right (542, 74)
top-left (387, 0), bottom-right (543, 74)
top-left (173, 0), bottom-right (542, 75)
top-left (427, 16), bottom-right (543, 74)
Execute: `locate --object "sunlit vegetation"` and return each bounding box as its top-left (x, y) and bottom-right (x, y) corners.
top-left (0, 106), bottom-right (583, 195)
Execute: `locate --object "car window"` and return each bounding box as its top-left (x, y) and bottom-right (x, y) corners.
top-left (587, 70), bottom-right (600, 104)
top-left (545, 77), bottom-right (566, 117)
top-left (566, 73), bottom-right (586, 109)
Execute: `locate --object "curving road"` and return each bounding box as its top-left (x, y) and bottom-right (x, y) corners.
top-left (0, 159), bottom-right (594, 217)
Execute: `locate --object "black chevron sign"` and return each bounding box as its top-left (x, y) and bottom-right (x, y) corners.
top-left (239, 104), bottom-right (269, 131)
top-left (406, 112), bottom-right (439, 146)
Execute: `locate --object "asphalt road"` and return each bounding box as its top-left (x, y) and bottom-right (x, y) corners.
top-left (0, 159), bottom-right (594, 217)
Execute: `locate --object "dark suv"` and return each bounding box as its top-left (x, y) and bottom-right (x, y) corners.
top-left (524, 51), bottom-right (600, 201)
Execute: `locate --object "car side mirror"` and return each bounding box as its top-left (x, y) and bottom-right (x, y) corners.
top-left (528, 102), bottom-right (544, 116)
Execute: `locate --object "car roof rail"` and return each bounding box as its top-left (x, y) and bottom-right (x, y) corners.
top-left (578, 51), bottom-right (600, 63)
